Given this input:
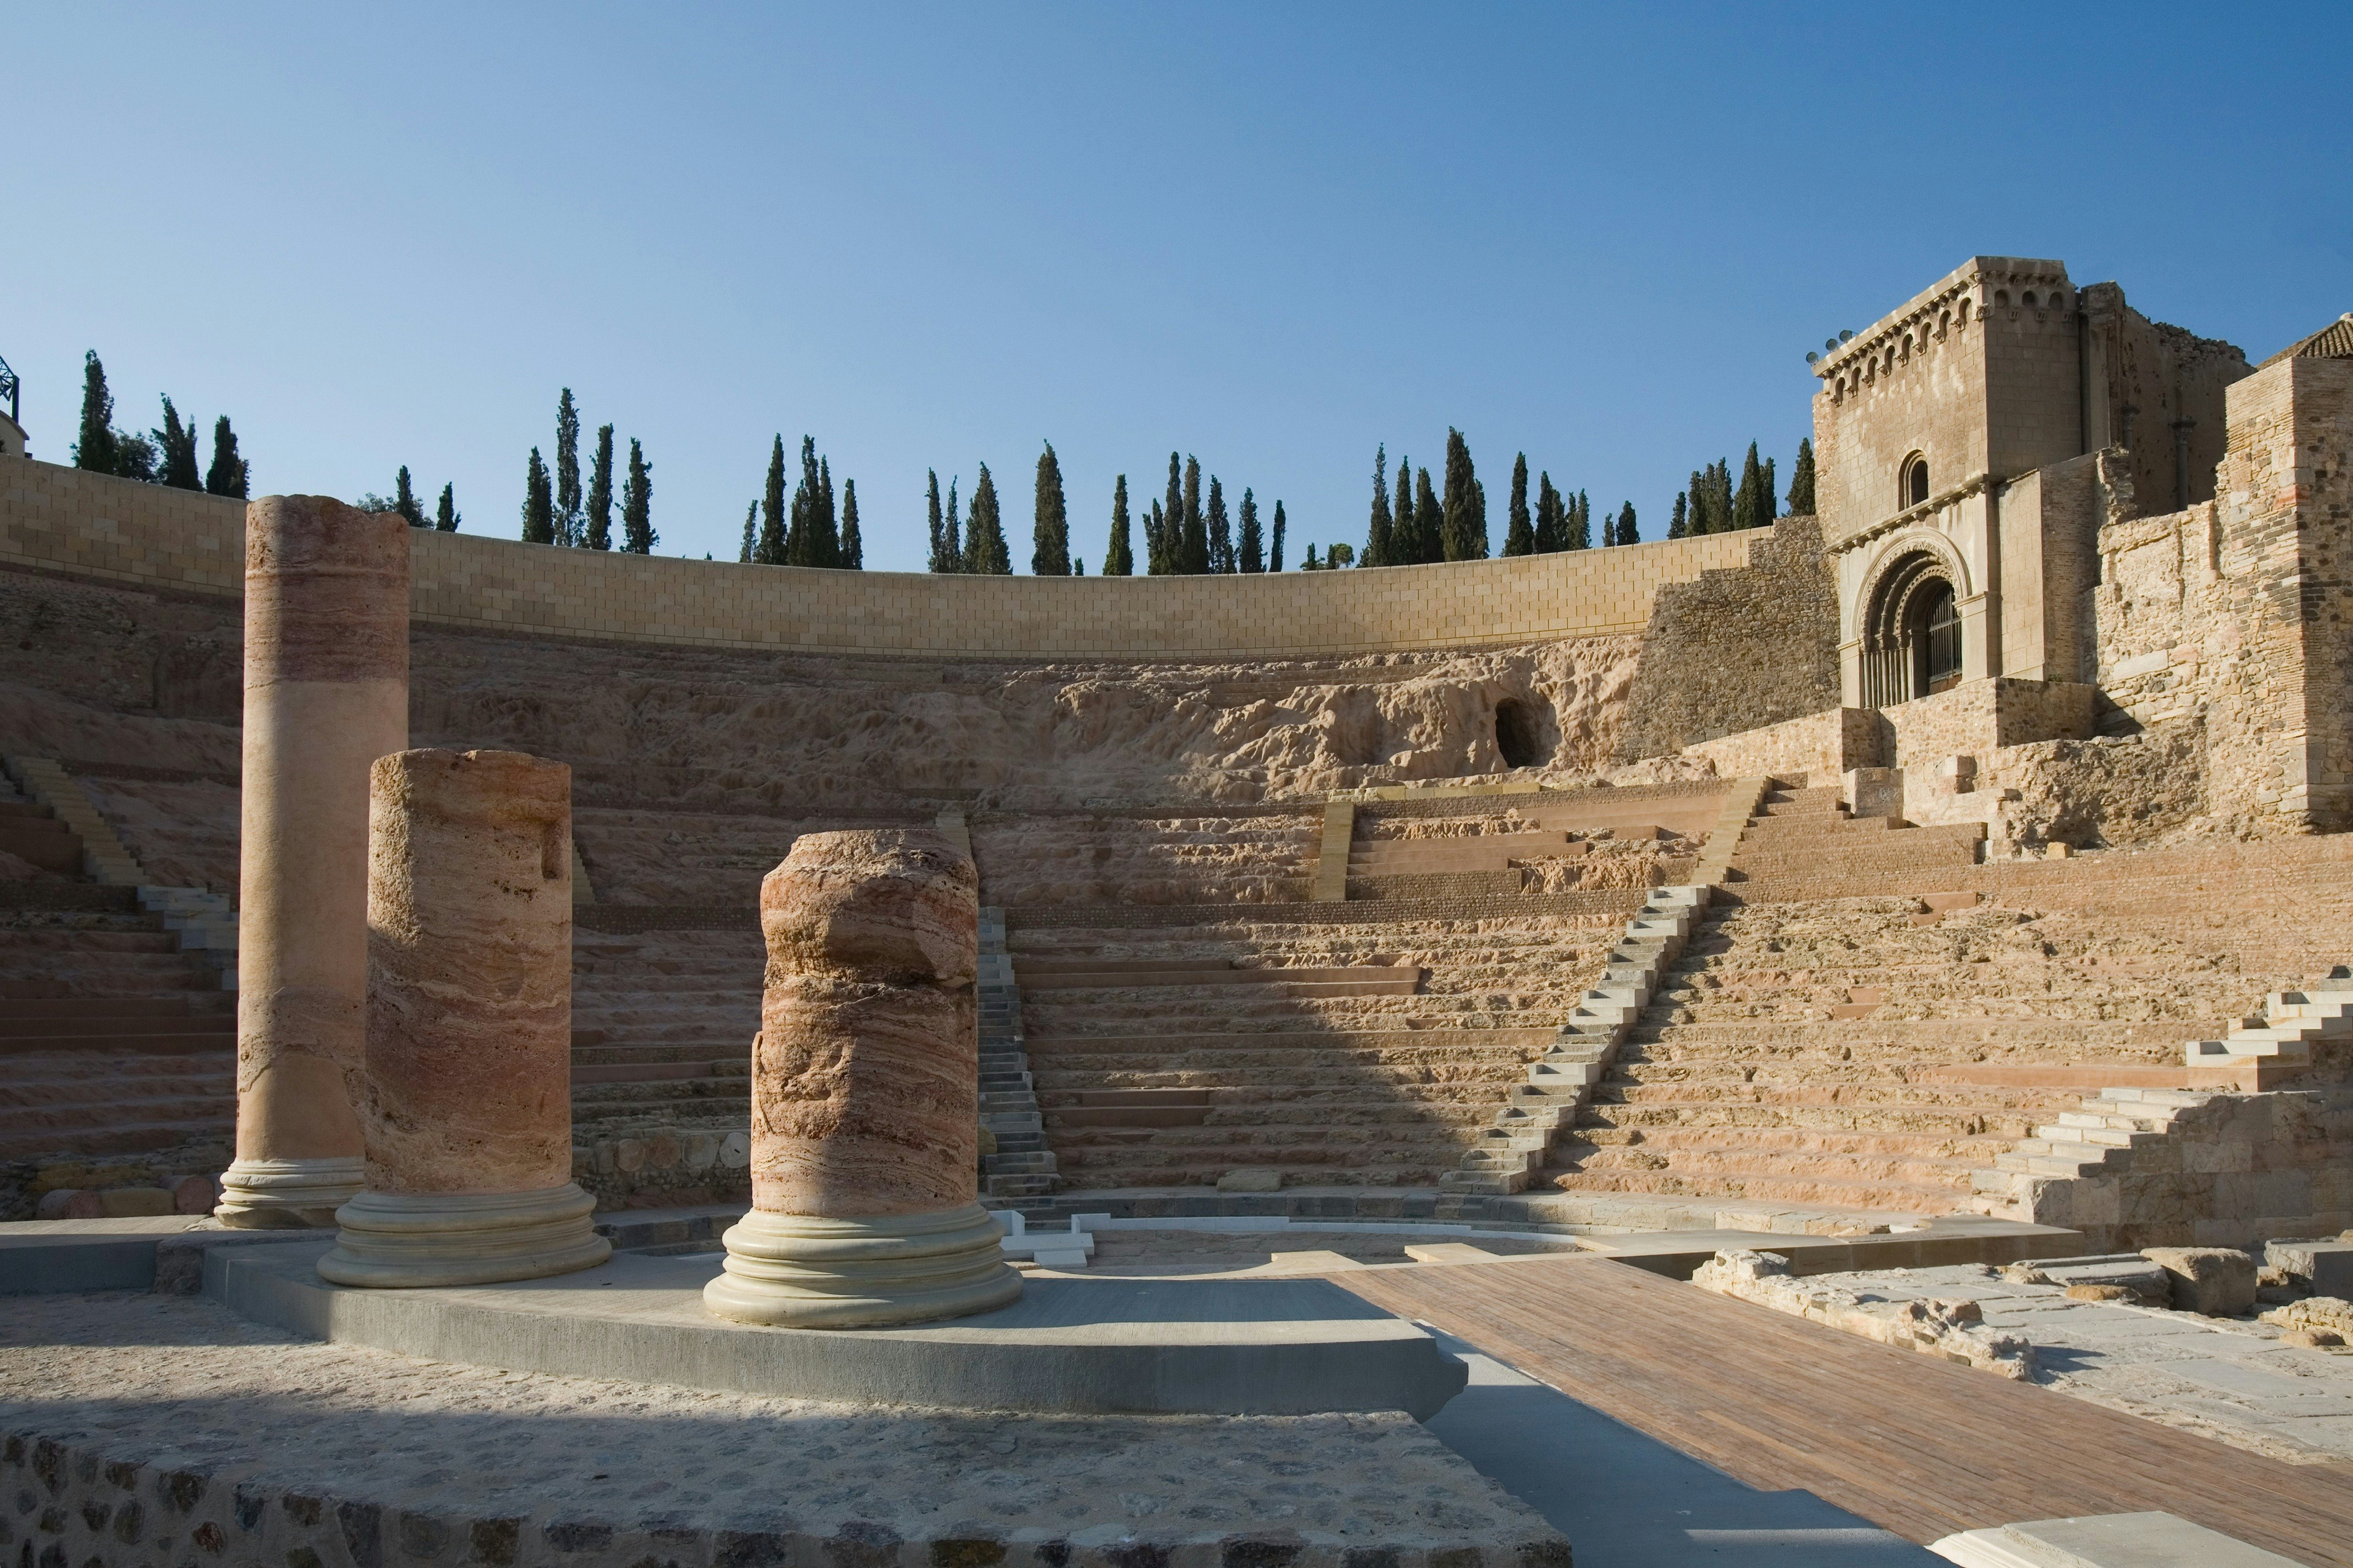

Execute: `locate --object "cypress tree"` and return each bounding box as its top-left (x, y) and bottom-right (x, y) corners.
top-left (1162, 454), bottom-right (1182, 574)
top-left (394, 465), bottom-right (425, 527)
top-left (1145, 500), bottom-right (1167, 575)
top-left (1394, 459), bottom-right (1414, 565)
top-left (1206, 475), bottom-right (1232, 574)
top-left (522, 448), bottom-right (554, 543)
top-left (1364, 445), bottom-right (1391, 567)
top-left (1237, 487), bottom-right (1263, 572)
top-left (1031, 442), bottom-right (1070, 574)
top-left (436, 484), bottom-right (460, 532)
top-left (841, 479), bottom-right (862, 568)
top-left (786, 437), bottom-right (820, 566)
top-left (1533, 473), bottom-right (1561, 552)
top-left (1440, 429), bottom-right (1486, 560)
top-left (816, 454), bottom-right (841, 567)
top-left (965, 463), bottom-right (1010, 574)
top-left (1686, 469), bottom-right (1708, 535)
top-left (1502, 453), bottom-right (1533, 556)
top-left (554, 389), bottom-right (583, 546)
top-left (1104, 474), bottom-right (1133, 576)
top-left (1180, 456), bottom-right (1206, 574)
top-left (153, 397), bottom-right (202, 489)
top-left (620, 438), bottom-right (655, 553)
top-left (1270, 500), bottom-right (1286, 571)
top-left (205, 416), bottom-right (249, 497)
top-left (757, 436), bottom-right (788, 565)
top-left (945, 478), bottom-right (962, 570)
top-left (1669, 493), bottom-right (1688, 539)
top-left (73, 352), bottom-right (121, 476)
top-left (1569, 491), bottom-right (1591, 550)
top-left (1732, 442), bottom-right (1765, 532)
top-left (1616, 501), bottom-right (1637, 546)
top-left (1788, 437), bottom-right (1816, 514)
top-left (740, 500), bottom-right (756, 562)
top-left (926, 470), bottom-right (948, 571)
top-left (1761, 456), bottom-right (1777, 524)
top-left (585, 425), bottom-right (615, 550)
top-left (1392, 465), bottom-right (1430, 564)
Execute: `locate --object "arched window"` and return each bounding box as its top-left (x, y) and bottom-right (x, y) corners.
top-left (1860, 550), bottom-right (1965, 706)
top-left (1901, 454), bottom-right (1930, 508)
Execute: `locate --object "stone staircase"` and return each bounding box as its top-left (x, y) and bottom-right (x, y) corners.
top-left (1011, 912), bottom-right (1621, 1191)
top-left (2184, 966), bottom-right (2353, 1077)
top-left (1440, 885), bottom-right (1707, 1195)
top-left (568, 928), bottom-right (760, 1156)
top-left (978, 905), bottom-right (1057, 1199)
top-left (1533, 883), bottom-right (2232, 1219)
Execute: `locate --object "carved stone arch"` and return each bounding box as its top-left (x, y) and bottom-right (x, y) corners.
top-left (1851, 532), bottom-right (1972, 706)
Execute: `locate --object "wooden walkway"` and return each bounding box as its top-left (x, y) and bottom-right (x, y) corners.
top-left (1337, 1254), bottom-right (2353, 1567)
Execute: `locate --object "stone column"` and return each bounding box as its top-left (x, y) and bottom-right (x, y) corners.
top-left (216, 497), bottom-right (409, 1228)
top-left (704, 829), bottom-right (1019, 1328)
top-left (318, 748), bottom-right (609, 1287)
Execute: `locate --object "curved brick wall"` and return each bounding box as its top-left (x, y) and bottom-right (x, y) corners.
top-left (1, 455), bottom-right (1754, 657)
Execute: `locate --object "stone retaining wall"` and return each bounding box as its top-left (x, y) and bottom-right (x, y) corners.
top-left (1, 454), bottom-right (1752, 659)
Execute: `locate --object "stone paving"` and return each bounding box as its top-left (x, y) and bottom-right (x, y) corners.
top-left (1787, 1261), bottom-right (2353, 1465)
top-left (0, 1291), bottom-right (1564, 1568)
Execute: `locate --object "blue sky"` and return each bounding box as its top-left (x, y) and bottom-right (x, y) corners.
top-left (7, 4), bottom-right (2347, 571)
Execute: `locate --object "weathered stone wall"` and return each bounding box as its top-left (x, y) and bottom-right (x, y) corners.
top-left (1608, 513), bottom-right (1839, 763)
top-left (1680, 705), bottom-right (1883, 785)
top-left (2092, 357), bottom-right (2352, 831)
top-left (0, 454), bottom-right (1752, 658)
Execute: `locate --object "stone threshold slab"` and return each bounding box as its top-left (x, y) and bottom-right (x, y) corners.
top-left (1568, 1216), bottom-right (2085, 1281)
top-left (209, 1239), bottom-right (1469, 1418)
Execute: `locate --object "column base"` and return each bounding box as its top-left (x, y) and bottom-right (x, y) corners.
top-left (214, 1156), bottom-right (366, 1230)
top-left (316, 1183), bottom-right (611, 1288)
top-left (704, 1202), bottom-right (1023, 1329)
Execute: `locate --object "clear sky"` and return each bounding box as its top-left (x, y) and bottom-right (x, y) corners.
top-left (7, 4), bottom-right (2347, 572)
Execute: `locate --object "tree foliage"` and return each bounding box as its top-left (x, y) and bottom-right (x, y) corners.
top-left (1501, 452), bottom-right (1533, 557)
top-left (1787, 437), bottom-right (1816, 515)
top-left (554, 389), bottom-right (583, 546)
top-left (1363, 445), bottom-right (1392, 567)
top-left (436, 484), bottom-right (460, 532)
top-left (620, 438), bottom-right (655, 553)
top-left (205, 416), bottom-right (249, 497)
top-left (840, 479), bottom-right (862, 568)
top-left (1104, 473), bottom-right (1133, 576)
top-left (1031, 442), bottom-right (1070, 575)
top-left (585, 425), bottom-right (615, 550)
top-left (963, 464), bottom-right (1009, 574)
top-left (1440, 428), bottom-right (1486, 561)
top-left (521, 447), bottom-right (554, 543)
top-left (154, 397), bottom-right (202, 491)
top-left (1237, 487), bottom-right (1263, 573)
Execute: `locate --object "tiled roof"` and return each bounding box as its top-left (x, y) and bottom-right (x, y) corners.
top-left (2257, 312), bottom-right (2353, 369)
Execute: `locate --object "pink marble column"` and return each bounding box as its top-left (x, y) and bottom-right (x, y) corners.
top-left (216, 497), bottom-right (408, 1228)
top-left (318, 748), bottom-right (608, 1287)
top-left (704, 829), bottom-right (1017, 1327)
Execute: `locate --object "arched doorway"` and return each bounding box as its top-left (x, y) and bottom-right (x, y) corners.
top-left (1494, 698), bottom-right (1550, 769)
top-left (1859, 550), bottom-right (1964, 705)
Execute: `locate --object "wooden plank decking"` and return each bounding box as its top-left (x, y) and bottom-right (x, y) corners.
top-left (1337, 1253), bottom-right (2353, 1567)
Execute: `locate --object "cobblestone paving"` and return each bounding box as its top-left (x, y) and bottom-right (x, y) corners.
top-left (1810, 1262), bottom-right (2353, 1465)
top-left (0, 1290), bottom-right (1560, 1568)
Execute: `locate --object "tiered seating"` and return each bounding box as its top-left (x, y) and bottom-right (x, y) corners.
top-left (1016, 914), bottom-right (1622, 1189)
top-left (0, 903), bottom-right (236, 1181)
top-left (971, 812), bottom-right (1318, 906)
top-left (1542, 893), bottom-right (2232, 1216)
top-left (1723, 783), bottom-right (1983, 898)
top-left (566, 929), bottom-right (761, 1145)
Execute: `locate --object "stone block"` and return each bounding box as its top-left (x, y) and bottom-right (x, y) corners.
top-left (1216, 1169), bottom-right (1284, 1194)
top-left (2265, 1238), bottom-right (2353, 1297)
top-left (2142, 1246), bottom-right (2258, 1316)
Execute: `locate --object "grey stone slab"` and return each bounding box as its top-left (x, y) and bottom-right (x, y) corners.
top-left (210, 1241), bottom-right (1469, 1418)
top-left (1422, 1331), bottom-right (1938, 1567)
top-left (1933, 1510), bottom-right (2308, 1567)
top-left (0, 1215), bottom-right (203, 1293)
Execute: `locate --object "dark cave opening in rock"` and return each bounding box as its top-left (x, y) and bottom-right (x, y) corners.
top-left (1494, 698), bottom-right (1549, 769)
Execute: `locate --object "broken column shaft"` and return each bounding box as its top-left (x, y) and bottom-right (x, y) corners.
top-left (317, 748), bottom-right (608, 1287)
top-left (704, 829), bottom-right (1019, 1328)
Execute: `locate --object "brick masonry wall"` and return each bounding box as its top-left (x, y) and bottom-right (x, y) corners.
top-left (1608, 514), bottom-right (1841, 762)
top-left (1681, 705), bottom-right (1885, 784)
top-left (0, 455), bottom-right (1753, 660)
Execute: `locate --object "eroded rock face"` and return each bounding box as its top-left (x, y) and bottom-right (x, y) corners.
top-left (362, 748), bottom-right (573, 1195)
top-left (750, 830), bottom-right (978, 1218)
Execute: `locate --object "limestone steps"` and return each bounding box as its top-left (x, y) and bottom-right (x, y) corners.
top-left (1543, 1164), bottom-right (1971, 1213)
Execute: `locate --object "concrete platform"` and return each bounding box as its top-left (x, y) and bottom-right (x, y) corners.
top-left (1570, 1214), bottom-right (2084, 1280)
top-left (210, 1238), bottom-right (1470, 1417)
top-left (1930, 1511), bottom-right (2307, 1567)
